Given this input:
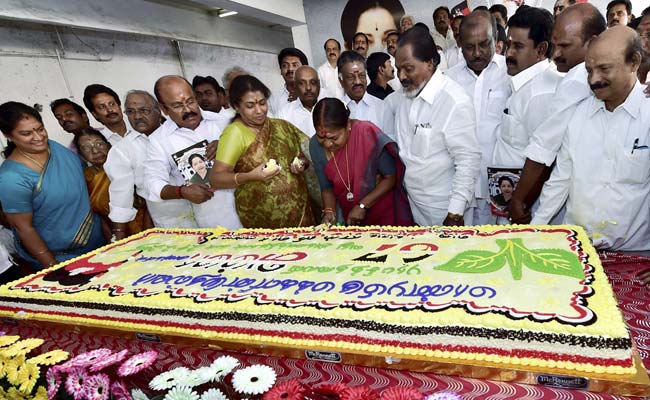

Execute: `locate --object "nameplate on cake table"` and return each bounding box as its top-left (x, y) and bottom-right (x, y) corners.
top-left (0, 225), bottom-right (648, 396)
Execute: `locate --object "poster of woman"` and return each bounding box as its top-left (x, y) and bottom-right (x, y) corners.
top-left (487, 167), bottom-right (522, 219)
top-left (340, 0), bottom-right (405, 53)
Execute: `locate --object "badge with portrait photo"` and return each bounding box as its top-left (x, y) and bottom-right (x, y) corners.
top-left (171, 140), bottom-right (214, 188)
top-left (487, 167), bottom-right (522, 217)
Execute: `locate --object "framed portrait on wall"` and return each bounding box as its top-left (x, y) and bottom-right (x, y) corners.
top-left (340, 0), bottom-right (405, 53)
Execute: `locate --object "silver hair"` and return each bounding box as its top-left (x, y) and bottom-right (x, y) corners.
top-left (400, 15), bottom-right (415, 27)
top-left (221, 66), bottom-right (250, 90)
top-left (124, 90), bottom-right (160, 111)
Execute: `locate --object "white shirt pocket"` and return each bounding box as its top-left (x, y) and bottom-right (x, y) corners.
top-left (620, 149), bottom-right (650, 184)
top-left (410, 127), bottom-right (443, 159)
top-left (487, 90), bottom-right (508, 119)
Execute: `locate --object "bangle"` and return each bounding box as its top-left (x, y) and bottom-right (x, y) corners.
top-left (33, 249), bottom-right (49, 256)
top-left (234, 173), bottom-right (240, 186)
top-left (322, 207), bottom-right (335, 215)
top-left (177, 185), bottom-right (183, 199)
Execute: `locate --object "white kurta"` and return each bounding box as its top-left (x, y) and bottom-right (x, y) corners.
top-left (105, 131), bottom-right (197, 228)
top-left (492, 59), bottom-right (562, 168)
top-left (431, 28), bottom-right (456, 51)
top-left (317, 62), bottom-right (344, 100)
top-left (276, 94), bottom-right (325, 138)
top-left (97, 117), bottom-right (134, 146)
top-left (144, 110), bottom-right (242, 229)
top-left (269, 85), bottom-right (291, 117)
top-left (395, 68), bottom-right (481, 226)
top-left (524, 62), bottom-right (591, 166)
top-left (343, 92), bottom-right (385, 131)
top-left (532, 83), bottom-right (650, 251)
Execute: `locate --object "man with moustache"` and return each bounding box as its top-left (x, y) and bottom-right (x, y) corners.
top-left (338, 51), bottom-right (385, 131)
top-left (145, 75), bottom-right (241, 229)
top-left (317, 38), bottom-right (344, 100)
top-left (269, 48), bottom-right (309, 117)
top-left (385, 31), bottom-right (402, 91)
top-left (277, 66), bottom-right (323, 137)
top-left (50, 99), bottom-right (91, 153)
top-left (637, 7), bottom-right (650, 83)
top-left (492, 7), bottom-right (560, 213)
top-left (366, 52), bottom-right (395, 100)
top-left (395, 25), bottom-right (481, 226)
top-left (83, 84), bottom-right (133, 145)
top-left (533, 26), bottom-right (650, 252)
top-left (509, 4), bottom-right (607, 223)
top-left (352, 32), bottom-right (369, 58)
top-left (192, 75), bottom-right (225, 114)
top-left (445, 10), bottom-right (511, 225)
top-left (432, 7), bottom-right (455, 51)
top-left (444, 15), bottom-right (465, 69)
top-left (606, 0), bottom-right (632, 28)
top-left (553, 0), bottom-right (576, 18)
top-left (104, 90), bottom-right (167, 238)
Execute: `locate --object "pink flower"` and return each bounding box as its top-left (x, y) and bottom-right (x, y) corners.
top-left (65, 367), bottom-right (89, 400)
top-left (117, 351), bottom-right (158, 377)
top-left (110, 380), bottom-right (132, 400)
top-left (340, 386), bottom-right (379, 400)
top-left (64, 349), bottom-right (113, 369)
top-left (84, 373), bottom-right (110, 400)
top-left (380, 387), bottom-right (423, 400)
top-left (46, 366), bottom-right (62, 400)
top-left (89, 349), bottom-right (129, 372)
top-left (263, 379), bottom-right (306, 400)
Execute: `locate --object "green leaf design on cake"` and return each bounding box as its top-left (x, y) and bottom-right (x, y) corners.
top-left (435, 238), bottom-right (584, 281)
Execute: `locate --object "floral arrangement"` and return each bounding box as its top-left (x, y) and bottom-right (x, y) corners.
top-left (138, 356), bottom-right (462, 400)
top-left (0, 331), bottom-right (69, 399)
top-left (46, 348), bottom-right (158, 400)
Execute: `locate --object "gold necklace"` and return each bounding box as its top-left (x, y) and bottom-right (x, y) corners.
top-left (18, 147), bottom-right (49, 171)
top-left (330, 145), bottom-right (354, 202)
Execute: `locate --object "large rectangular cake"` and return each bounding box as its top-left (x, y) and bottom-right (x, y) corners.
top-left (0, 225), bottom-right (636, 377)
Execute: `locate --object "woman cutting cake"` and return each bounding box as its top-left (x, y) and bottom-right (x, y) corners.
top-left (310, 98), bottom-right (413, 226)
top-left (210, 75), bottom-right (314, 228)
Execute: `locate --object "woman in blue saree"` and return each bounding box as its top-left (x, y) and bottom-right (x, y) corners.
top-left (0, 102), bottom-right (105, 270)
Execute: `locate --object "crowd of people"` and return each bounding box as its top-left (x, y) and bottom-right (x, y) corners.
top-left (0, 0), bottom-right (649, 283)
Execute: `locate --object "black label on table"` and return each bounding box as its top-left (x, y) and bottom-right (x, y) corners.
top-left (135, 332), bottom-right (161, 342)
top-left (305, 350), bottom-right (342, 363)
top-left (536, 374), bottom-right (589, 389)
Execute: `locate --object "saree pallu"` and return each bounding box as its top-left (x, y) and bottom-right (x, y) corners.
top-left (324, 121), bottom-right (414, 226)
top-left (234, 119), bottom-right (315, 228)
top-left (85, 168), bottom-right (146, 236)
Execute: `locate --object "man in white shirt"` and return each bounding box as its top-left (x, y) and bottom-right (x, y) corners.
top-left (105, 90), bottom-right (188, 239)
top-left (338, 51), bottom-right (385, 131)
top-left (395, 25), bottom-right (481, 226)
top-left (492, 7), bottom-right (560, 172)
top-left (606, 0), bottom-right (631, 28)
top-left (269, 48), bottom-right (309, 117)
top-left (446, 10), bottom-right (512, 226)
top-left (277, 66), bottom-right (322, 137)
top-left (83, 84), bottom-right (133, 145)
top-left (444, 15), bottom-right (464, 69)
top-left (509, 4), bottom-right (607, 223)
top-left (432, 7), bottom-right (456, 51)
top-left (317, 39), bottom-right (344, 100)
top-left (385, 31), bottom-right (402, 90)
top-left (145, 75), bottom-right (242, 229)
top-left (192, 75), bottom-right (225, 114)
top-left (533, 26), bottom-right (650, 251)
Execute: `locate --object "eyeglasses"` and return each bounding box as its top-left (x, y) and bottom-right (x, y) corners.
top-left (165, 98), bottom-right (197, 112)
top-left (125, 107), bottom-right (154, 116)
top-left (79, 141), bottom-right (108, 153)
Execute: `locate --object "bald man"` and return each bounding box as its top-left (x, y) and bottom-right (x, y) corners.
top-left (144, 75), bottom-right (242, 229)
top-left (509, 3), bottom-right (607, 223)
top-left (277, 66), bottom-right (323, 137)
top-left (533, 26), bottom-right (650, 251)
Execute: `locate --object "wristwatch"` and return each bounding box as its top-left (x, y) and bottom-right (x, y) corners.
top-left (447, 212), bottom-right (463, 222)
top-left (359, 203), bottom-right (369, 210)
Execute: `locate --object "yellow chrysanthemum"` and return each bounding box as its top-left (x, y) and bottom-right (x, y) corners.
top-left (0, 335), bottom-right (20, 347)
top-left (27, 349), bottom-right (69, 366)
top-left (17, 362), bottom-right (40, 395)
top-left (5, 355), bottom-right (26, 385)
top-left (1, 338), bottom-right (44, 358)
top-left (6, 387), bottom-right (28, 400)
top-left (0, 355), bottom-right (8, 379)
top-left (32, 386), bottom-right (47, 400)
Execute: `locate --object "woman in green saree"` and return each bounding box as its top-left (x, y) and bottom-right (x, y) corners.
top-left (210, 75), bottom-right (314, 228)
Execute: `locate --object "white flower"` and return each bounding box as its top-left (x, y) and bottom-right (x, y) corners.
top-left (150, 367), bottom-right (191, 391)
top-left (164, 386), bottom-right (200, 400)
top-left (191, 367), bottom-right (216, 385)
top-left (232, 364), bottom-right (276, 395)
top-left (177, 370), bottom-right (205, 388)
top-left (210, 356), bottom-right (239, 380)
top-left (200, 388), bottom-right (228, 400)
top-left (131, 388), bottom-right (150, 400)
